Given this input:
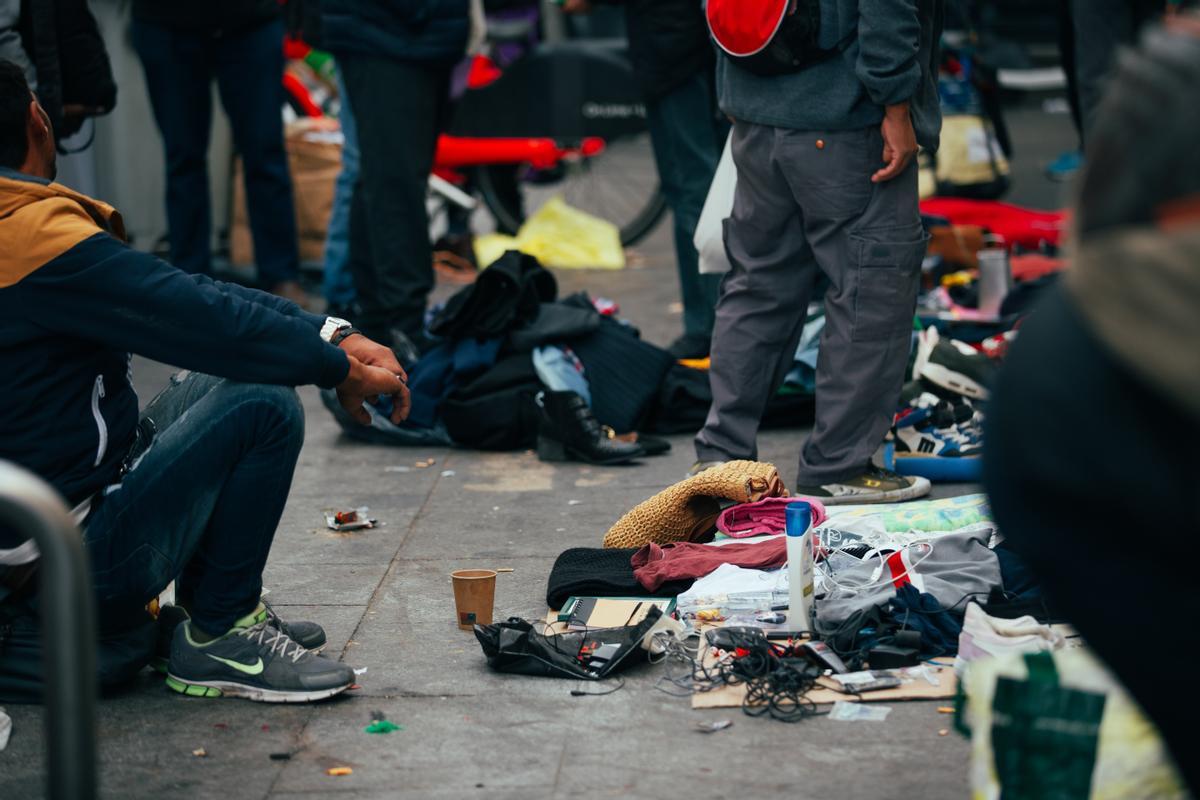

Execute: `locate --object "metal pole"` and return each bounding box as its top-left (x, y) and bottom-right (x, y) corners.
top-left (0, 461), bottom-right (97, 800)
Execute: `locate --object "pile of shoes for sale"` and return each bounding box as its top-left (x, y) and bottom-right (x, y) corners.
top-left (888, 326), bottom-right (1011, 482)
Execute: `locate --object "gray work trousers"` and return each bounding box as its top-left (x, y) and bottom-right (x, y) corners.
top-left (695, 121), bottom-right (925, 486)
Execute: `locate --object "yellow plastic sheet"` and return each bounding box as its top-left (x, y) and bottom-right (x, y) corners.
top-left (474, 196), bottom-right (625, 270)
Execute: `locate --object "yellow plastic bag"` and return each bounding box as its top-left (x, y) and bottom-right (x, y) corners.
top-left (474, 196), bottom-right (625, 270)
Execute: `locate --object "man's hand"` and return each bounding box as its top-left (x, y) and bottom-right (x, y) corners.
top-left (338, 334), bottom-right (410, 423)
top-left (561, 0), bottom-right (592, 14)
top-left (872, 102), bottom-right (918, 183)
top-left (336, 355), bottom-right (410, 425)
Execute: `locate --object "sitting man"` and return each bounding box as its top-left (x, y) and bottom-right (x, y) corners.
top-left (0, 60), bottom-right (409, 703)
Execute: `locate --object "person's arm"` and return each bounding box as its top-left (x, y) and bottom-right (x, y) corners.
top-left (856, 0), bottom-right (922, 182)
top-left (196, 273), bottom-right (326, 332)
top-left (24, 234), bottom-right (349, 388)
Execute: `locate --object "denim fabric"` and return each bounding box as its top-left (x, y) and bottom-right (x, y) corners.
top-left (322, 70), bottom-right (359, 307)
top-left (132, 18), bottom-right (300, 284)
top-left (532, 346), bottom-right (591, 406)
top-left (83, 372), bottom-right (304, 636)
top-left (646, 70), bottom-right (726, 338)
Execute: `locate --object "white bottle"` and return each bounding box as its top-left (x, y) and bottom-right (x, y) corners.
top-left (785, 501), bottom-right (815, 633)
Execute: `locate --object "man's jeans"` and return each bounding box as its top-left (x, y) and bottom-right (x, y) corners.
top-left (323, 70), bottom-right (359, 309)
top-left (84, 374), bottom-right (304, 636)
top-left (132, 18), bottom-right (301, 285)
top-left (646, 71), bottom-right (727, 339)
top-left (338, 53), bottom-right (451, 341)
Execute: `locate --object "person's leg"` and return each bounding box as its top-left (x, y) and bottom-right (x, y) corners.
top-left (1071, 0), bottom-right (1139, 143)
top-left (338, 54), bottom-right (447, 342)
top-left (783, 127), bottom-right (924, 486)
top-left (985, 287), bottom-right (1200, 793)
top-left (645, 71), bottom-right (724, 347)
top-left (131, 20), bottom-right (214, 275)
top-left (322, 69), bottom-right (359, 311)
top-left (214, 19), bottom-right (301, 288)
top-left (84, 375), bottom-right (304, 637)
top-left (694, 122), bottom-right (817, 464)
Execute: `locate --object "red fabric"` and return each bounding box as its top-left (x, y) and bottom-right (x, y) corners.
top-left (632, 539), bottom-right (787, 592)
top-left (716, 497), bottom-right (828, 538)
top-left (920, 198), bottom-right (1071, 250)
top-left (1010, 253), bottom-right (1067, 283)
top-left (885, 550), bottom-right (912, 588)
top-left (706, 0), bottom-right (788, 56)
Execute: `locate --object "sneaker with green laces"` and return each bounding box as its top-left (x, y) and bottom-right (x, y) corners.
top-left (794, 465), bottom-right (931, 505)
top-left (165, 614), bottom-right (353, 703)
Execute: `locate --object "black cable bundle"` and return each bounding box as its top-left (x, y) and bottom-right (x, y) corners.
top-left (742, 657), bottom-right (826, 723)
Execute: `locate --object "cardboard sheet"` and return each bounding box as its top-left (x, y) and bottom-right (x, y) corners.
top-left (691, 659), bottom-right (957, 709)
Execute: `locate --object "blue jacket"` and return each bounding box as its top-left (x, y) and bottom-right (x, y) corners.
top-left (0, 170), bottom-right (350, 511)
top-left (321, 0), bottom-right (469, 65)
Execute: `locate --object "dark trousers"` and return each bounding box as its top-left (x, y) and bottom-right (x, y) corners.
top-left (338, 54), bottom-right (451, 341)
top-left (84, 373), bottom-right (304, 636)
top-left (132, 18), bottom-right (300, 285)
top-left (696, 122), bottom-right (925, 485)
top-left (984, 287), bottom-right (1200, 794)
top-left (646, 71), bottom-right (726, 339)
top-left (1069, 0), bottom-right (1161, 143)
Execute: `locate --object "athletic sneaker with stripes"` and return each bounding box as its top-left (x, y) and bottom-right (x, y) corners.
top-left (912, 327), bottom-right (998, 400)
top-left (166, 611), bottom-right (354, 703)
top-left (892, 392), bottom-right (984, 458)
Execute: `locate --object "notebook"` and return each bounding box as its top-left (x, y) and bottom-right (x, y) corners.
top-left (560, 597), bottom-right (676, 631)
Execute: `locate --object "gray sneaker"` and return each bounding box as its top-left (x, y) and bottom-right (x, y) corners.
top-left (687, 460), bottom-right (728, 478)
top-left (794, 465), bottom-right (931, 505)
top-left (166, 619), bottom-right (354, 703)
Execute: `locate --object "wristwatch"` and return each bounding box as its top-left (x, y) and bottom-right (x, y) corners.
top-left (319, 316), bottom-right (355, 344)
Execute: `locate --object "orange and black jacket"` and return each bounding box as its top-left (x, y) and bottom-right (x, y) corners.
top-left (0, 169), bottom-right (349, 518)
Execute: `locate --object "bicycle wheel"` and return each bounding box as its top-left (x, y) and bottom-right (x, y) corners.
top-left (476, 132), bottom-right (667, 247)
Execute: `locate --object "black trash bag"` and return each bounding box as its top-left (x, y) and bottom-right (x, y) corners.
top-left (473, 607), bottom-right (662, 680)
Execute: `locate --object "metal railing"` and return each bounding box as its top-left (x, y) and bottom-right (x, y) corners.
top-left (0, 461), bottom-right (97, 800)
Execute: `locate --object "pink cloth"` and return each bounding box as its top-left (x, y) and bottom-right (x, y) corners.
top-left (716, 497), bottom-right (827, 539)
top-left (632, 539), bottom-right (788, 592)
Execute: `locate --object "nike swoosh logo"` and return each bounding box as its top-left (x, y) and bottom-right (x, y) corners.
top-left (206, 653), bottom-right (264, 675)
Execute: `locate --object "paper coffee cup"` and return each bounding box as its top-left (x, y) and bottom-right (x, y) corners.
top-left (451, 569), bottom-right (497, 630)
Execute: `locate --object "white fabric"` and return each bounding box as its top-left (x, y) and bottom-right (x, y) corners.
top-left (695, 133), bottom-right (736, 275)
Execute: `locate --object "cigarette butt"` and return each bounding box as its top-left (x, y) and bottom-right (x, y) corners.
top-left (938, 729), bottom-right (950, 736)
top-left (937, 706), bottom-right (955, 714)
top-left (327, 767), bottom-right (353, 776)
top-left (495, 568), bottom-right (514, 573)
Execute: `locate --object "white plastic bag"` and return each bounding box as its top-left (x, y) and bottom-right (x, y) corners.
top-left (695, 133), bottom-right (736, 275)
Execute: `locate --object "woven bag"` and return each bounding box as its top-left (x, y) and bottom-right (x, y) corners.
top-left (602, 460), bottom-right (788, 549)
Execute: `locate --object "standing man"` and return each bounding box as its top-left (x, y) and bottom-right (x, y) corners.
top-left (321, 0), bottom-right (469, 364)
top-left (563, 0), bottom-right (726, 359)
top-left (132, 1), bottom-right (310, 307)
top-left (694, 0), bottom-right (943, 503)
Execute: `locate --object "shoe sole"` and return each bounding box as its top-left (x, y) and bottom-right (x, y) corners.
top-left (165, 674), bottom-right (351, 704)
top-left (798, 477), bottom-right (932, 505)
top-left (918, 362), bottom-right (990, 400)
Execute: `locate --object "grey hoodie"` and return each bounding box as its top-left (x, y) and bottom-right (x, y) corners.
top-left (0, 0), bottom-right (36, 89)
top-left (717, 0), bottom-right (944, 151)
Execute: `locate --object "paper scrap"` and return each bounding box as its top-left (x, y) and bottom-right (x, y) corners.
top-left (192, 748), bottom-right (207, 757)
top-left (441, 470), bottom-right (456, 477)
top-left (0, 709), bottom-right (11, 752)
top-left (829, 701), bottom-right (892, 722)
top-left (695, 719), bottom-right (733, 733)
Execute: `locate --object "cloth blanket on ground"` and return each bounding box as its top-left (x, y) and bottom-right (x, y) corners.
top-left (545, 547), bottom-right (694, 609)
top-left (632, 538), bottom-right (789, 592)
top-left (405, 337), bottom-right (502, 428)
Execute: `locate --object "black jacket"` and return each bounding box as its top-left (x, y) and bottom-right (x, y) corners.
top-left (321, 0), bottom-right (470, 65)
top-left (607, 0), bottom-right (714, 101)
top-left (132, 0), bottom-right (281, 33)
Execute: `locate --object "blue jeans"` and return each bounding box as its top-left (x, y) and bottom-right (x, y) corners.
top-left (132, 18), bottom-right (300, 285)
top-left (646, 71), bottom-right (727, 339)
top-left (323, 71), bottom-right (359, 308)
top-left (84, 373), bottom-right (304, 636)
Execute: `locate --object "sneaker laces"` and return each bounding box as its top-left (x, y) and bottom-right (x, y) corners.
top-left (259, 599), bottom-right (299, 643)
top-left (239, 620), bottom-right (307, 664)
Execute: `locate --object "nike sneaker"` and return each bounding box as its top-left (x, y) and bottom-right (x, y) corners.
top-left (165, 615), bottom-right (353, 703)
top-left (152, 602), bottom-right (327, 673)
top-left (912, 327), bottom-right (997, 400)
top-left (794, 465), bottom-right (931, 505)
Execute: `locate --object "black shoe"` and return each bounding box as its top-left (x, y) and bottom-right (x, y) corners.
top-left (604, 428), bottom-right (671, 456)
top-left (535, 391), bottom-right (644, 465)
top-left (668, 333), bottom-right (712, 360)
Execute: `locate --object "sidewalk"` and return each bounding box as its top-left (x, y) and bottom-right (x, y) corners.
top-left (0, 101), bottom-right (1074, 800)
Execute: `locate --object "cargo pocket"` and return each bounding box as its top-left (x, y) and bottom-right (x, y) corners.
top-left (849, 226), bottom-right (928, 342)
